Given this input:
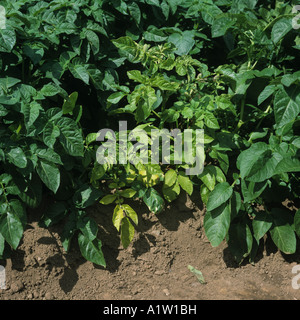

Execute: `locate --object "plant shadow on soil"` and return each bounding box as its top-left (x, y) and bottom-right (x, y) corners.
top-left (93, 192), bottom-right (196, 261)
top-left (11, 196), bottom-right (89, 294)
top-left (222, 227), bottom-right (300, 269)
top-left (38, 235), bottom-right (82, 294)
top-left (2, 192), bottom-right (300, 299)
top-left (2, 192), bottom-right (200, 294)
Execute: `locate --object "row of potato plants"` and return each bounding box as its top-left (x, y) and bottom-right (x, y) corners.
top-left (0, 0), bottom-right (299, 266)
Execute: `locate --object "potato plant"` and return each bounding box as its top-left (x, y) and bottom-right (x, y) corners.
top-left (0, 0), bottom-right (299, 266)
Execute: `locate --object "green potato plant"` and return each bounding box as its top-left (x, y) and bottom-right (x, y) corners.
top-left (0, 0), bottom-right (299, 267)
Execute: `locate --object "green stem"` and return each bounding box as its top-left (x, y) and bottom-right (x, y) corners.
top-left (263, 14), bottom-right (294, 32)
top-left (234, 96), bottom-right (246, 133)
top-left (22, 60), bottom-right (25, 83)
top-left (161, 92), bottom-right (169, 113)
top-left (28, 64), bottom-right (31, 82)
top-left (240, 97), bottom-right (245, 122)
top-left (231, 176), bottom-right (241, 188)
top-left (152, 110), bottom-right (161, 119)
top-left (247, 58), bottom-right (251, 69)
top-left (188, 73), bottom-right (191, 84)
top-left (0, 182), bottom-right (9, 204)
top-left (254, 104), bottom-right (271, 131)
top-left (251, 60), bottom-right (258, 70)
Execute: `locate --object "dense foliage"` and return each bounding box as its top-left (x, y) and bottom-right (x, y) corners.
top-left (0, 0), bottom-right (299, 266)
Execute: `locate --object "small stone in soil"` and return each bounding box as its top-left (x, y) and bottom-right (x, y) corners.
top-left (154, 270), bottom-right (165, 275)
top-left (191, 282), bottom-right (200, 287)
top-left (163, 289), bottom-right (170, 296)
top-left (151, 230), bottom-right (161, 237)
top-left (45, 292), bottom-right (54, 300)
top-left (10, 280), bottom-right (24, 293)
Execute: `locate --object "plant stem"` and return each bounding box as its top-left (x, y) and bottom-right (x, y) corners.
top-left (254, 104), bottom-right (271, 131)
top-left (161, 91), bottom-right (169, 113)
top-left (263, 14), bottom-right (294, 32)
top-left (240, 97), bottom-right (245, 122)
top-left (251, 60), bottom-right (258, 70)
top-left (231, 176), bottom-right (241, 188)
top-left (0, 182), bottom-right (9, 204)
top-left (22, 60), bottom-right (25, 83)
top-left (234, 96), bottom-right (246, 133)
top-left (152, 110), bottom-right (161, 119)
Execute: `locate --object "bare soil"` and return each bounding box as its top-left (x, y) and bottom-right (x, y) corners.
top-left (1, 193), bottom-right (300, 300)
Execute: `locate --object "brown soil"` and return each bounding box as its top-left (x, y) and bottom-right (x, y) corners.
top-left (1, 193), bottom-right (300, 301)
